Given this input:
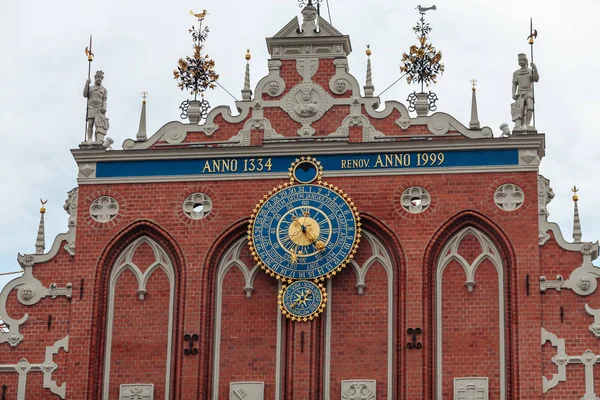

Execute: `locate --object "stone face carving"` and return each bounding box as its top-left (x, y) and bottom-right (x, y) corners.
top-left (183, 193), bottom-right (213, 220)
top-left (119, 384), bottom-right (154, 400)
top-left (454, 377), bottom-right (489, 400)
top-left (401, 187), bottom-right (431, 214)
top-left (89, 195), bottom-right (119, 223)
top-left (494, 183), bottom-right (524, 211)
top-left (282, 82), bottom-right (333, 136)
top-left (333, 78), bottom-right (350, 95)
top-left (341, 380), bottom-right (376, 400)
top-left (267, 81), bottom-right (281, 96)
top-left (19, 285), bottom-right (35, 301)
top-left (511, 53), bottom-right (539, 131)
top-left (83, 70), bottom-right (110, 143)
top-left (230, 382), bottom-right (264, 400)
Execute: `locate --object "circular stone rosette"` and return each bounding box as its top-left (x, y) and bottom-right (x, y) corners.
top-left (248, 160), bottom-right (361, 283)
top-left (278, 280), bottom-right (327, 322)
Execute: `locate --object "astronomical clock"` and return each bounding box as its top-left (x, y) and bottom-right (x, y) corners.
top-left (248, 157), bottom-right (361, 321)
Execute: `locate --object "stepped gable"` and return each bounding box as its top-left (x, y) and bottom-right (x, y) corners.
top-left (122, 5), bottom-right (492, 151)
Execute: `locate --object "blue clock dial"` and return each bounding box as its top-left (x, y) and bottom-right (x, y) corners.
top-left (249, 183), bottom-right (360, 281)
top-left (279, 280), bottom-right (326, 321)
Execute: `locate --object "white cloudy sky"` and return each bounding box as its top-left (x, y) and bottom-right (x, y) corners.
top-left (0, 0), bottom-right (598, 289)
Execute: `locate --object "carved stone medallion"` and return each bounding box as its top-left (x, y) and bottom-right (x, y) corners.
top-left (282, 82), bottom-right (333, 136)
top-left (341, 380), bottom-right (376, 400)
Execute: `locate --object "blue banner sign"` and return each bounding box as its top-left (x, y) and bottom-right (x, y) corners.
top-left (95, 149), bottom-right (519, 178)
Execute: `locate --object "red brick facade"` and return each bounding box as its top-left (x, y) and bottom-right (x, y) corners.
top-left (0, 9), bottom-right (595, 400)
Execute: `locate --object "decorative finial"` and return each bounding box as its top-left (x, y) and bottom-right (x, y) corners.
top-left (416, 4), bottom-right (437, 14)
top-left (136, 92), bottom-right (148, 141)
top-left (175, 10), bottom-right (218, 123)
top-left (572, 186), bottom-right (579, 202)
top-left (36, 199), bottom-right (47, 254)
top-left (471, 78), bottom-right (477, 91)
top-left (401, 6), bottom-right (444, 116)
top-left (242, 50), bottom-right (252, 101)
top-left (40, 199), bottom-right (47, 214)
top-left (189, 9), bottom-right (208, 20)
top-left (364, 45), bottom-right (374, 97)
top-left (572, 186), bottom-right (582, 242)
top-left (469, 79), bottom-right (480, 129)
top-left (84, 35), bottom-right (94, 62)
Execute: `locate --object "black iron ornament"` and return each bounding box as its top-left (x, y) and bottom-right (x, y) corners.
top-left (179, 98), bottom-right (210, 121)
top-left (526, 273), bottom-right (530, 296)
top-left (560, 306), bottom-right (564, 323)
top-left (183, 334), bottom-right (199, 355)
top-left (298, 0), bottom-right (322, 7)
top-left (1, 384), bottom-right (7, 400)
top-left (407, 328), bottom-right (422, 349)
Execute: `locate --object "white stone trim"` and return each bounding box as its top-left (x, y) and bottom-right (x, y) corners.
top-left (102, 237), bottom-right (175, 400)
top-left (0, 335), bottom-right (69, 399)
top-left (324, 231), bottom-right (394, 399)
top-left (435, 227), bottom-right (505, 400)
top-left (212, 238), bottom-right (279, 400)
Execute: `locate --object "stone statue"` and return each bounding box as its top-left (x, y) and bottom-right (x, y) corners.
top-left (83, 71), bottom-right (109, 142)
top-left (511, 53), bottom-right (539, 131)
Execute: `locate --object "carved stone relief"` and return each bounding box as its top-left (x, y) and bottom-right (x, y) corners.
top-left (454, 377), bottom-right (489, 400)
top-left (230, 382), bottom-right (264, 400)
top-left (259, 60), bottom-right (285, 98)
top-left (538, 175), bottom-right (554, 217)
top-left (494, 184), bottom-right (524, 211)
top-left (63, 188), bottom-right (78, 255)
top-left (585, 304), bottom-right (600, 337)
top-left (341, 380), bottom-right (376, 400)
top-left (540, 275), bottom-right (564, 292)
top-left (296, 58), bottom-right (319, 82)
top-left (119, 384), bottom-right (154, 400)
top-left (282, 82), bottom-right (333, 136)
top-left (90, 195), bottom-right (119, 223)
top-left (228, 102), bottom-right (283, 146)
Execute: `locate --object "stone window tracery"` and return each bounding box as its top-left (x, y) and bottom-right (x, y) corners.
top-left (183, 192), bottom-right (212, 220)
top-left (401, 186), bottom-right (431, 214)
top-left (90, 195), bottom-right (119, 223)
top-left (494, 183), bottom-right (524, 211)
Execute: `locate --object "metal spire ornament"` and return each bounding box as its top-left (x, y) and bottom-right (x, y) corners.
top-left (401, 5), bottom-right (444, 116)
top-left (173, 10), bottom-right (219, 124)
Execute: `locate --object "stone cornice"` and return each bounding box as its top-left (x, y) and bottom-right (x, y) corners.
top-left (71, 134), bottom-right (545, 164)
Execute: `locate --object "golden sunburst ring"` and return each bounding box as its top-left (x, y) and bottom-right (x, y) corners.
top-left (278, 280), bottom-right (327, 322)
